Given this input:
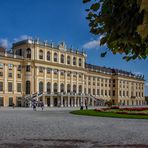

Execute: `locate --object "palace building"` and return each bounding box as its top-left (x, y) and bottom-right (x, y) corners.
top-left (0, 39), bottom-right (145, 107)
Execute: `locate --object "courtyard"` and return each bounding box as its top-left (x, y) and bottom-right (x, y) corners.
top-left (0, 107), bottom-right (148, 148)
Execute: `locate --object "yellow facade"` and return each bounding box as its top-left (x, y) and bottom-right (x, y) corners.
top-left (0, 39), bottom-right (145, 107)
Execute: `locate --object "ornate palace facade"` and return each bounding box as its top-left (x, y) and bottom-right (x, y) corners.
top-left (0, 39), bottom-right (145, 107)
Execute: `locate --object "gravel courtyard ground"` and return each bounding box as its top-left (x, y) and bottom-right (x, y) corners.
top-left (0, 107), bottom-right (148, 148)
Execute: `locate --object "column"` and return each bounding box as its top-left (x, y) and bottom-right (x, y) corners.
top-left (92, 98), bottom-right (94, 106)
top-left (83, 96), bottom-right (85, 106)
top-left (82, 74), bottom-right (85, 94)
top-left (74, 96), bottom-right (77, 107)
top-left (70, 72), bottom-right (73, 92)
top-left (51, 69), bottom-right (54, 93)
top-left (43, 95), bottom-right (47, 107)
top-left (95, 77), bottom-right (97, 95)
top-left (61, 96), bottom-right (63, 107)
top-left (88, 97), bottom-right (90, 106)
top-left (76, 73), bottom-right (79, 93)
top-left (50, 96), bottom-right (53, 107)
top-left (35, 66), bottom-right (39, 93)
top-left (44, 68), bottom-right (47, 93)
top-left (86, 76), bottom-right (88, 94)
top-left (64, 71), bottom-right (67, 93)
top-left (13, 65), bottom-right (17, 94)
top-left (4, 64), bottom-right (8, 93)
top-left (68, 95), bottom-right (70, 107)
top-left (58, 70), bottom-right (60, 92)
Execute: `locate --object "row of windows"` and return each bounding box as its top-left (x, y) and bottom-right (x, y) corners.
top-left (39, 82), bottom-right (83, 94)
top-left (0, 82), bottom-right (21, 92)
top-left (39, 50), bottom-right (83, 66)
top-left (85, 88), bottom-right (115, 96)
top-left (0, 72), bottom-right (21, 78)
top-left (119, 91), bottom-right (143, 97)
top-left (0, 64), bottom-right (13, 70)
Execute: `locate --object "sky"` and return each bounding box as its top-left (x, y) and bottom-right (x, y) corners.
top-left (0, 0), bottom-right (148, 95)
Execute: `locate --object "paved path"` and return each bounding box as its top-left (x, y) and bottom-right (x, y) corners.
top-left (0, 107), bottom-right (148, 147)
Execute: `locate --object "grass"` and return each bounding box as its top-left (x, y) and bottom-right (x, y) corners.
top-left (70, 110), bottom-right (148, 119)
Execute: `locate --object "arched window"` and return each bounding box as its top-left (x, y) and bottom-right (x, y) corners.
top-left (73, 57), bottom-right (76, 65)
top-left (39, 81), bottom-right (43, 93)
top-left (73, 85), bottom-right (76, 93)
top-left (54, 52), bottom-right (58, 62)
top-left (61, 54), bottom-right (64, 63)
top-left (26, 48), bottom-right (31, 58)
top-left (39, 50), bottom-right (43, 59)
top-left (54, 83), bottom-right (58, 93)
top-left (79, 58), bottom-right (82, 67)
top-left (47, 51), bottom-right (50, 61)
top-left (79, 85), bottom-right (82, 93)
top-left (47, 82), bottom-right (51, 94)
top-left (67, 84), bottom-right (71, 93)
top-left (67, 56), bottom-right (70, 64)
top-left (60, 83), bottom-right (64, 92)
top-left (26, 81), bottom-right (30, 94)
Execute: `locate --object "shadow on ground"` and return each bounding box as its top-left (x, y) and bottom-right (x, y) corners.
top-left (0, 139), bottom-right (148, 148)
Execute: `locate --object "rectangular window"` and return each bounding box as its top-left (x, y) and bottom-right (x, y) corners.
top-left (39, 67), bottom-right (44, 73)
top-left (17, 65), bottom-right (22, 71)
top-left (105, 90), bottom-right (107, 96)
top-left (17, 83), bottom-right (21, 92)
top-left (8, 82), bottom-right (12, 92)
top-left (101, 90), bottom-right (103, 95)
top-left (0, 82), bottom-right (3, 91)
top-left (8, 73), bottom-right (12, 78)
top-left (0, 72), bottom-right (3, 76)
top-left (8, 64), bottom-right (13, 70)
top-left (88, 88), bottom-right (91, 94)
top-left (26, 65), bottom-right (30, 72)
top-left (47, 68), bottom-right (51, 74)
top-left (93, 89), bottom-right (95, 95)
top-left (0, 64), bottom-right (3, 69)
top-left (17, 74), bottom-right (21, 78)
top-left (97, 89), bottom-right (99, 95)
top-left (113, 90), bottom-right (115, 96)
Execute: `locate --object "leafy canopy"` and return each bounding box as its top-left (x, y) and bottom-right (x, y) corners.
top-left (83, 0), bottom-right (148, 61)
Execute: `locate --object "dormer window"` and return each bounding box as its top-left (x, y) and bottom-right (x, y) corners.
top-left (61, 54), bottom-right (64, 63)
top-left (79, 58), bottom-right (82, 67)
top-left (67, 56), bottom-right (70, 64)
top-left (39, 50), bottom-right (43, 59)
top-left (73, 57), bottom-right (76, 65)
top-left (54, 52), bottom-right (58, 62)
top-left (47, 51), bottom-right (50, 61)
top-left (26, 48), bottom-right (31, 58)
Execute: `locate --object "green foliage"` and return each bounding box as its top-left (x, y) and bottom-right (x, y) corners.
top-left (83, 0), bottom-right (148, 60)
top-left (71, 110), bottom-right (148, 119)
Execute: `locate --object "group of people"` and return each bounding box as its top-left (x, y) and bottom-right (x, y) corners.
top-left (32, 100), bottom-right (44, 111)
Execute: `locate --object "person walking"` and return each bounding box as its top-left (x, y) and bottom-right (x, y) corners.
top-left (41, 101), bottom-right (44, 111)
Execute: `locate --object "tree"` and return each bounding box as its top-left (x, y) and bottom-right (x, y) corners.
top-left (83, 0), bottom-right (148, 61)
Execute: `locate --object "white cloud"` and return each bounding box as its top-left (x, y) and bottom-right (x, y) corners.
top-left (0, 38), bottom-right (9, 48)
top-left (133, 72), bottom-right (143, 75)
top-left (13, 35), bottom-right (32, 42)
top-left (82, 35), bottom-right (104, 49)
top-left (83, 39), bottom-right (100, 49)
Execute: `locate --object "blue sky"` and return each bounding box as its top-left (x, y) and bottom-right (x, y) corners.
top-left (0, 0), bottom-right (148, 95)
